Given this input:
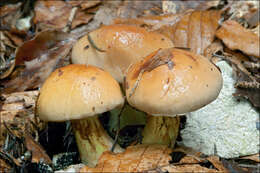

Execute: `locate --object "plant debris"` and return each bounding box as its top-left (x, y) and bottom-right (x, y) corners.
top-left (216, 20), bottom-right (260, 58)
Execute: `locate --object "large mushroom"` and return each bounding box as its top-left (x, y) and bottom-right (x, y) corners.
top-left (125, 48), bottom-right (223, 146)
top-left (71, 24), bottom-right (174, 83)
top-left (36, 64), bottom-right (124, 167)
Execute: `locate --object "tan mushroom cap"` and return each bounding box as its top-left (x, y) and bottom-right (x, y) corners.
top-left (125, 48), bottom-right (223, 116)
top-left (36, 64), bottom-right (124, 122)
top-left (71, 24), bottom-right (174, 83)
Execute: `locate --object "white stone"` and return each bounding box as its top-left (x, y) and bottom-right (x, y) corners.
top-left (54, 164), bottom-right (85, 173)
top-left (180, 61), bottom-right (259, 158)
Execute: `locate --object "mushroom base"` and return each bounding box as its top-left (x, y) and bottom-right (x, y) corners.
top-left (142, 115), bottom-right (180, 148)
top-left (71, 115), bottom-right (123, 167)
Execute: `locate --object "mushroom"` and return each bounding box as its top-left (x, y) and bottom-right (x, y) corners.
top-left (125, 48), bottom-right (223, 146)
top-left (36, 64), bottom-right (124, 167)
top-left (71, 24), bottom-right (174, 83)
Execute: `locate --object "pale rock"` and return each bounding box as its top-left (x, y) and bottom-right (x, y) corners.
top-left (181, 60), bottom-right (259, 158)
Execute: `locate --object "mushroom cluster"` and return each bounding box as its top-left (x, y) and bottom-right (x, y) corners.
top-left (37, 24), bottom-right (223, 167)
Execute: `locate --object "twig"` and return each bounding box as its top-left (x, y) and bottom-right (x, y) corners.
top-left (129, 69), bottom-right (144, 98)
top-left (243, 61), bottom-right (260, 70)
top-left (111, 102), bottom-right (126, 152)
top-left (235, 81), bottom-right (260, 89)
top-left (63, 7), bottom-right (78, 33)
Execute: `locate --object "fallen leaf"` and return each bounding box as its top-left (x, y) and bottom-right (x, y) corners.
top-left (216, 20), bottom-right (260, 58)
top-left (24, 133), bottom-right (51, 164)
top-left (0, 91), bottom-right (44, 148)
top-left (33, 1), bottom-right (72, 30)
top-left (162, 0), bottom-right (219, 14)
top-left (71, 10), bottom-right (93, 29)
top-left (1, 30), bottom-right (78, 93)
top-left (207, 156), bottom-right (229, 172)
top-left (0, 2), bottom-right (22, 31)
top-left (114, 10), bottom-right (222, 55)
top-left (67, 0), bottom-right (101, 10)
top-left (80, 144), bottom-right (172, 172)
top-left (239, 153), bottom-right (260, 163)
top-left (172, 10), bottom-right (221, 55)
top-left (117, 1), bottom-right (162, 19)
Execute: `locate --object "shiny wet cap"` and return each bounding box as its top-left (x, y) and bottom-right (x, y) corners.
top-left (125, 48), bottom-right (223, 116)
top-left (36, 64), bottom-right (124, 121)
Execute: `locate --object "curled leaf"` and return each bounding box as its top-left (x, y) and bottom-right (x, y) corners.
top-left (1, 30), bottom-right (78, 93)
top-left (216, 20), bottom-right (260, 58)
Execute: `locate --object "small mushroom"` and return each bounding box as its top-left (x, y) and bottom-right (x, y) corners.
top-left (71, 24), bottom-right (174, 83)
top-left (36, 64), bottom-right (124, 167)
top-left (125, 48), bottom-right (223, 146)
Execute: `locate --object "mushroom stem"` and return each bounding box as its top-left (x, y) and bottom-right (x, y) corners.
top-left (141, 115), bottom-right (180, 148)
top-left (71, 115), bottom-right (123, 167)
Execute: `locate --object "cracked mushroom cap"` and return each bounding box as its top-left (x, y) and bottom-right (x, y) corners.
top-left (71, 24), bottom-right (174, 83)
top-left (125, 48), bottom-right (223, 116)
top-left (36, 64), bottom-right (124, 122)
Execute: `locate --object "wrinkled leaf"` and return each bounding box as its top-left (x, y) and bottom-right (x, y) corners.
top-left (25, 133), bottom-right (51, 164)
top-left (117, 1), bottom-right (162, 19)
top-left (216, 20), bottom-right (260, 58)
top-left (79, 144), bottom-right (172, 172)
top-left (1, 30), bottom-right (78, 93)
top-left (162, 0), bottom-right (219, 14)
top-left (114, 10), bottom-right (222, 55)
top-left (172, 10), bottom-right (221, 55)
top-left (71, 10), bottom-right (93, 29)
top-left (33, 1), bottom-right (72, 30)
top-left (68, 0), bottom-right (101, 10)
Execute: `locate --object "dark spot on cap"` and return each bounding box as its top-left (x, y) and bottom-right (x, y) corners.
top-left (92, 107), bottom-right (95, 111)
top-left (83, 82), bottom-right (86, 85)
top-left (210, 68), bottom-right (213, 71)
top-left (206, 84), bottom-right (208, 87)
top-left (166, 77), bottom-right (170, 84)
top-left (101, 101), bottom-right (103, 104)
top-left (161, 38), bottom-right (165, 41)
top-left (91, 76), bottom-right (96, 81)
top-left (84, 45), bottom-right (89, 49)
top-left (58, 69), bottom-right (63, 76)
top-left (189, 66), bottom-right (192, 69)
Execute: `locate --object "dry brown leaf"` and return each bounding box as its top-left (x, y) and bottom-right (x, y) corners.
top-left (67, 0), bottom-right (101, 9)
top-left (162, 0), bottom-right (219, 14)
top-left (117, 1), bottom-right (162, 19)
top-left (114, 10), bottom-right (221, 55)
top-left (0, 2), bottom-right (22, 31)
top-left (24, 133), bottom-right (51, 164)
top-left (71, 10), bottom-right (94, 29)
top-left (239, 153), bottom-right (260, 163)
top-left (0, 30), bottom-right (78, 93)
top-left (172, 10), bottom-right (221, 55)
top-left (0, 91), bottom-right (43, 147)
top-left (33, 1), bottom-right (72, 30)
top-left (80, 144), bottom-right (172, 172)
top-left (216, 20), bottom-right (260, 58)
top-left (160, 164), bottom-right (217, 173)
top-left (207, 156), bottom-right (229, 172)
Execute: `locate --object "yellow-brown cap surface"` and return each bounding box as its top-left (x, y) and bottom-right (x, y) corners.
top-left (125, 48), bottom-right (223, 116)
top-left (71, 24), bottom-right (174, 83)
top-left (36, 64), bottom-right (124, 121)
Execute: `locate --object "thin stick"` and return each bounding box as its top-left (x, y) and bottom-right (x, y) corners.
top-left (111, 102), bottom-right (126, 152)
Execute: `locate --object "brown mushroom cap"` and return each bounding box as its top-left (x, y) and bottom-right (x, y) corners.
top-left (36, 64), bottom-right (124, 121)
top-left (71, 24), bottom-right (174, 83)
top-left (125, 48), bottom-right (223, 116)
